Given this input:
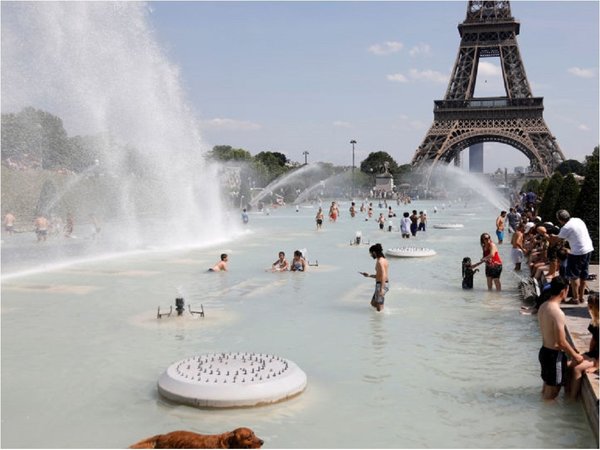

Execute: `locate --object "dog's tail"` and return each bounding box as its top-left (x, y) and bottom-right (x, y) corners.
top-left (129, 435), bottom-right (161, 449)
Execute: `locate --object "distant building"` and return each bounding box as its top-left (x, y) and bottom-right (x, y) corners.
top-left (514, 166), bottom-right (527, 174)
top-left (469, 143), bottom-right (483, 173)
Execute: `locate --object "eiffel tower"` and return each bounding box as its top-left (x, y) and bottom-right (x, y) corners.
top-left (411, 1), bottom-right (565, 177)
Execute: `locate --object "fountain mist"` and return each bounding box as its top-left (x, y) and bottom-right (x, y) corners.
top-left (426, 163), bottom-right (511, 211)
top-left (2, 2), bottom-right (229, 250)
top-left (250, 164), bottom-right (328, 207)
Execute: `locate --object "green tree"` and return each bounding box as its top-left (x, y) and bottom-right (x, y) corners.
top-left (574, 159), bottom-right (599, 262)
top-left (555, 159), bottom-right (585, 176)
top-left (248, 159), bottom-right (270, 188)
top-left (207, 145), bottom-right (252, 161)
top-left (520, 178), bottom-right (539, 194)
top-left (537, 177), bottom-right (549, 198)
top-left (554, 173), bottom-right (580, 213)
top-left (255, 151), bottom-right (287, 168)
top-left (537, 172), bottom-right (563, 222)
top-left (39, 110), bottom-right (70, 169)
top-left (1, 107), bottom-right (71, 170)
top-left (254, 151), bottom-right (290, 183)
top-left (359, 152), bottom-right (399, 175)
top-left (584, 146), bottom-right (599, 166)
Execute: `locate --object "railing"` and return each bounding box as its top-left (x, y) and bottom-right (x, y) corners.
top-left (434, 97), bottom-right (543, 111)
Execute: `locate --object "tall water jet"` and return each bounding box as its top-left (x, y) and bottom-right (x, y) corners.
top-left (249, 163), bottom-right (330, 207)
top-left (294, 171), bottom-right (354, 205)
top-left (1, 2), bottom-right (230, 253)
top-left (420, 163), bottom-right (511, 211)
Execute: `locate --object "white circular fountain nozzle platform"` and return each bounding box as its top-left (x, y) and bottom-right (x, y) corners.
top-left (386, 247), bottom-right (437, 258)
top-left (433, 223), bottom-right (464, 229)
top-left (158, 352), bottom-right (307, 408)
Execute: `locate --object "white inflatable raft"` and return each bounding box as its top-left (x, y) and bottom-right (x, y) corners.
top-left (432, 223), bottom-right (464, 229)
top-left (386, 247), bottom-right (437, 258)
top-left (158, 352), bottom-right (307, 408)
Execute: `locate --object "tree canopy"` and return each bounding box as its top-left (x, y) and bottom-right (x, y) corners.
top-left (2, 107), bottom-right (71, 170)
top-left (574, 150), bottom-right (599, 262)
top-left (555, 159), bottom-right (585, 176)
top-left (537, 172), bottom-right (563, 222)
top-left (554, 173), bottom-right (580, 214)
top-left (206, 145), bottom-right (252, 162)
top-left (359, 151), bottom-right (399, 175)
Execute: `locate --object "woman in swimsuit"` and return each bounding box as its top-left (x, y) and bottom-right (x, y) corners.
top-left (480, 233), bottom-right (502, 291)
top-left (290, 250), bottom-right (307, 272)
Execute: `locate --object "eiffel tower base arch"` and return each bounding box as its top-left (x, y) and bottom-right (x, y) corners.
top-left (413, 114), bottom-right (563, 179)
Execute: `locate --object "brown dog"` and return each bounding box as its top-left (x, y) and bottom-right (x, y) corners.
top-left (129, 427), bottom-right (264, 449)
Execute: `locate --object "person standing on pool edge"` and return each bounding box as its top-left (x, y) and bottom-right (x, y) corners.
top-left (360, 243), bottom-right (389, 312)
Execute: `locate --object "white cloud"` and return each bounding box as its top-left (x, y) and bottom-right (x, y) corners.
top-left (409, 43), bottom-right (431, 57)
top-left (408, 68), bottom-right (448, 84)
top-left (477, 61), bottom-right (502, 76)
top-left (387, 68), bottom-right (448, 84)
top-left (386, 73), bottom-right (409, 83)
top-left (333, 120), bottom-right (351, 128)
top-left (567, 67), bottom-right (596, 78)
top-left (368, 41), bottom-right (404, 55)
top-left (578, 123), bottom-right (590, 131)
top-left (199, 118), bottom-right (261, 131)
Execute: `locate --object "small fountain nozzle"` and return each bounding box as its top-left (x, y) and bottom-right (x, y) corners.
top-left (175, 297), bottom-right (185, 316)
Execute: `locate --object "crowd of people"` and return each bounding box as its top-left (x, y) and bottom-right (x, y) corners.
top-left (313, 199), bottom-right (429, 237)
top-left (474, 197), bottom-right (597, 403)
top-left (3, 211), bottom-right (101, 241)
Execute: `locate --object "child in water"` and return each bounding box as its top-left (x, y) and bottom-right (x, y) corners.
top-left (462, 257), bottom-right (481, 289)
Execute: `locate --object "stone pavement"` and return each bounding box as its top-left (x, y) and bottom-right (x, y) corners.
top-left (562, 264), bottom-right (599, 444)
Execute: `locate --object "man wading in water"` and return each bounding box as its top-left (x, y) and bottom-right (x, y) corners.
top-left (360, 243), bottom-right (389, 312)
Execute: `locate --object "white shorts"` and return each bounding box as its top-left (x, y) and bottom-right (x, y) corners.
top-left (511, 248), bottom-right (523, 264)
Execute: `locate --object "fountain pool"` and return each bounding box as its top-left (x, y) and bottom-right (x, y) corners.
top-left (1, 201), bottom-right (595, 448)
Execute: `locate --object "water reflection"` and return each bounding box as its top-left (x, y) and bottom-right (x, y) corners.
top-left (362, 313), bottom-right (391, 384)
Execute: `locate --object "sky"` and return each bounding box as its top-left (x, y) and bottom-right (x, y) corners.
top-left (145, 0), bottom-right (599, 173)
top-left (2, 1), bottom-right (598, 175)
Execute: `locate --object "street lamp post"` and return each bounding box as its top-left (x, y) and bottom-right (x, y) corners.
top-left (302, 151), bottom-right (309, 165)
top-left (350, 140), bottom-right (357, 198)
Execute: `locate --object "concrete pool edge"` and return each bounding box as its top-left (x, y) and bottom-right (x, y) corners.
top-left (563, 264), bottom-right (599, 445)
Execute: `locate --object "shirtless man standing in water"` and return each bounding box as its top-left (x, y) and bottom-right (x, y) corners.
top-left (360, 243), bottom-right (389, 312)
top-left (511, 223), bottom-right (525, 271)
top-left (34, 214), bottom-right (49, 242)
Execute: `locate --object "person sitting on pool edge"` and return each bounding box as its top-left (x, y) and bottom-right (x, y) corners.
top-left (209, 253), bottom-right (228, 272)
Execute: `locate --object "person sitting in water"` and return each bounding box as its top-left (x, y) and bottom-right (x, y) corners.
top-left (271, 251), bottom-right (289, 272)
top-left (290, 250), bottom-right (307, 272)
top-left (209, 253), bottom-right (228, 272)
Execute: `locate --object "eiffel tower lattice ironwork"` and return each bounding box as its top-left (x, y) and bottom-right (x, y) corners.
top-left (411, 0), bottom-right (565, 177)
